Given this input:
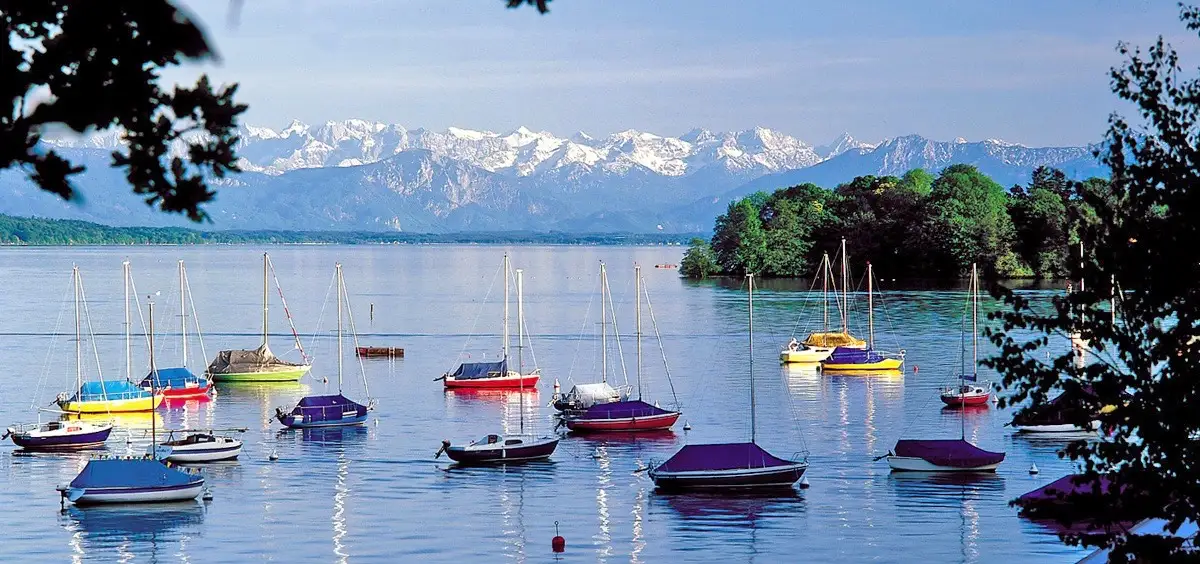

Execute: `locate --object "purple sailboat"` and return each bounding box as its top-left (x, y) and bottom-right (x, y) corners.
top-left (884, 263), bottom-right (1004, 472)
top-left (649, 273), bottom-right (808, 491)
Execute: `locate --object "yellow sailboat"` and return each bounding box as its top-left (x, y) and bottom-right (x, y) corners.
top-left (56, 264), bottom-right (163, 415)
top-left (820, 260), bottom-right (905, 373)
top-left (782, 239), bottom-right (866, 363)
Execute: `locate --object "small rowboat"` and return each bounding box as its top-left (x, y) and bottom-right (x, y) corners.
top-left (356, 346), bottom-right (404, 358)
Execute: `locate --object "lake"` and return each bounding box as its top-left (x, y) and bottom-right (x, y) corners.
top-left (0, 245), bottom-right (1091, 563)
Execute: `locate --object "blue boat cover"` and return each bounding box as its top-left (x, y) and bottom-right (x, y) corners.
top-left (75, 380), bottom-right (152, 402)
top-left (892, 439), bottom-right (1004, 468)
top-left (826, 347), bottom-right (896, 364)
top-left (578, 400), bottom-right (674, 420)
top-left (288, 394), bottom-right (368, 422)
top-left (69, 458), bottom-right (199, 489)
top-left (140, 367), bottom-right (202, 390)
top-left (656, 442), bottom-right (796, 473)
top-left (451, 360), bottom-right (508, 380)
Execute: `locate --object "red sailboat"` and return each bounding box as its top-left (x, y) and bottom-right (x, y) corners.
top-left (564, 264), bottom-right (680, 432)
top-left (939, 264), bottom-right (990, 408)
top-left (440, 254), bottom-right (540, 389)
top-left (140, 261), bottom-right (211, 400)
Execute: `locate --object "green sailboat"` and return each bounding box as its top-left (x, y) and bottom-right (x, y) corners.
top-left (207, 253), bottom-right (312, 383)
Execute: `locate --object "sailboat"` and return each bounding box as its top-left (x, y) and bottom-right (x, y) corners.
top-left (441, 254), bottom-right (540, 389)
top-left (564, 264), bottom-right (681, 432)
top-left (56, 265), bottom-right (163, 414)
top-left (885, 265), bottom-right (1005, 472)
top-left (552, 261), bottom-right (631, 412)
top-left (649, 274), bottom-right (808, 490)
top-left (940, 265), bottom-right (991, 407)
top-left (207, 253), bottom-right (312, 383)
top-left (783, 242), bottom-right (867, 363)
top-left (140, 260), bottom-right (211, 399)
top-left (276, 263), bottom-right (374, 429)
top-left (820, 259), bottom-right (905, 372)
top-left (58, 300), bottom-right (205, 505)
top-left (436, 267), bottom-right (559, 464)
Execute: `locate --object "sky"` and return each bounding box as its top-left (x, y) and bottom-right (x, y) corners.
top-left (170, 0), bottom-right (1197, 147)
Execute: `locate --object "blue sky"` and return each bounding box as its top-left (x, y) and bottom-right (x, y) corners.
top-left (172, 0), bottom-right (1195, 147)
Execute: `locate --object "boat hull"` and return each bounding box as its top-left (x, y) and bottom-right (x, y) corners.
top-left (650, 462), bottom-right (808, 491)
top-left (444, 438), bottom-right (558, 464)
top-left (822, 358), bottom-right (905, 371)
top-left (210, 365), bottom-right (310, 383)
top-left (161, 443), bottom-right (243, 463)
top-left (443, 374), bottom-right (539, 389)
top-left (67, 481), bottom-right (205, 505)
top-left (11, 427), bottom-right (112, 450)
top-left (565, 411), bottom-right (680, 432)
top-left (780, 348), bottom-right (832, 363)
top-left (940, 393), bottom-right (991, 407)
top-left (886, 456), bottom-right (1001, 472)
top-left (59, 394), bottom-right (164, 414)
top-left (158, 383), bottom-right (212, 399)
top-left (1014, 421), bottom-right (1100, 434)
top-left (278, 413), bottom-right (369, 429)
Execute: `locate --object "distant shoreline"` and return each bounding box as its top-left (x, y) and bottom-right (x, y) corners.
top-left (0, 214), bottom-right (704, 246)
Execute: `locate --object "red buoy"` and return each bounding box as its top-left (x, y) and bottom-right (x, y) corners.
top-left (913, 365), bottom-right (919, 375)
top-left (552, 521), bottom-right (565, 553)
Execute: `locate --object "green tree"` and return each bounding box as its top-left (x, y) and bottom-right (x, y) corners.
top-left (922, 164), bottom-right (1021, 277)
top-left (711, 196), bottom-right (768, 276)
top-left (680, 237), bottom-right (719, 279)
top-left (988, 6), bottom-right (1200, 559)
top-left (814, 172), bottom-right (929, 277)
top-left (1009, 169), bottom-right (1071, 278)
top-left (760, 183), bottom-right (834, 277)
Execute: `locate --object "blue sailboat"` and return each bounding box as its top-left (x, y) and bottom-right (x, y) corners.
top-left (821, 246), bottom-right (905, 372)
top-left (277, 263), bottom-right (374, 429)
top-left (58, 300), bottom-right (204, 505)
top-left (649, 274), bottom-right (808, 491)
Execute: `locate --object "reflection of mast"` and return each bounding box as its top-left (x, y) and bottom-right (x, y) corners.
top-left (333, 451), bottom-right (349, 564)
top-left (631, 484), bottom-right (648, 564)
top-left (499, 470), bottom-right (528, 563)
top-left (595, 444), bottom-right (613, 559)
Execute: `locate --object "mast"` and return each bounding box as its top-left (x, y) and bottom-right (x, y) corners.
top-left (337, 262), bottom-right (344, 392)
top-left (635, 264), bottom-right (642, 400)
top-left (75, 266), bottom-right (82, 393)
top-left (1111, 274), bottom-right (1116, 325)
top-left (822, 253), bottom-right (829, 332)
top-left (123, 261), bottom-right (130, 382)
top-left (972, 263), bottom-right (978, 379)
top-left (179, 260), bottom-right (187, 368)
top-left (600, 262), bottom-right (608, 384)
top-left (1079, 242), bottom-right (1085, 324)
top-left (517, 268), bottom-right (526, 435)
top-left (841, 237), bottom-right (849, 334)
top-left (149, 299), bottom-right (157, 450)
top-left (262, 253), bottom-right (269, 347)
top-left (503, 254), bottom-right (510, 363)
top-left (748, 273), bottom-right (756, 444)
top-left (867, 262), bottom-right (874, 350)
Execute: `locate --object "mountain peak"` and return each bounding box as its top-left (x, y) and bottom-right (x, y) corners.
top-left (282, 119), bottom-right (309, 136)
top-left (816, 132), bottom-right (876, 159)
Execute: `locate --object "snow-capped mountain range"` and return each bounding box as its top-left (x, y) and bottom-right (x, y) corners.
top-left (10, 120), bottom-right (1103, 233)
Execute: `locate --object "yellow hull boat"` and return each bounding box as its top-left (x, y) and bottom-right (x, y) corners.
top-left (59, 394), bottom-right (164, 414)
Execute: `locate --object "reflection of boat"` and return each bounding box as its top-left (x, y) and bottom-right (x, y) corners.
top-left (441, 254), bottom-right (540, 389)
top-left (940, 265), bottom-right (991, 408)
top-left (278, 263), bottom-right (373, 429)
top-left (208, 253), bottom-right (312, 383)
top-left (57, 265), bottom-right (162, 414)
top-left (564, 264), bottom-right (681, 432)
top-left (438, 267), bottom-right (558, 464)
top-left (651, 274), bottom-right (807, 491)
top-left (658, 490), bottom-right (804, 527)
top-left (139, 261), bottom-right (211, 399)
top-left (64, 501), bottom-right (205, 540)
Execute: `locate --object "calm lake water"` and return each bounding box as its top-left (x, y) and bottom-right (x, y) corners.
top-left (0, 245), bottom-right (1091, 563)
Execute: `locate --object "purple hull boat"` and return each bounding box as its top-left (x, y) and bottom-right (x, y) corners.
top-left (649, 443), bottom-right (808, 491)
top-left (6, 421), bottom-right (112, 450)
top-left (438, 434), bottom-right (559, 465)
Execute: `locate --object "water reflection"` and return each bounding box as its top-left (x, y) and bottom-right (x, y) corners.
top-left (888, 472), bottom-right (1004, 563)
top-left (214, 381), bottom-right (309, 426)
top-left (62, 502), bottom-right (205, 561)
top-left (657, 490), bottom-right (805, 529)
top-left (333, 451), bottom-right (350, 563)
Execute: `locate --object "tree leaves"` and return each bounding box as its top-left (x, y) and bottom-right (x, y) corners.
top-left (2, 0), bottom-right (247, 222)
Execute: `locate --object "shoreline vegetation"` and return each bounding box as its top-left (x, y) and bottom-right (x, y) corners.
top-left (0, 215), bottom-right (702, 246)
top-left (680, 164), bottom-right (1110, 281)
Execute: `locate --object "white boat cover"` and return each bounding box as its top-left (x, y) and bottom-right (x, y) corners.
top-left (563, 383), bottom-right (625, 408)
top-left (207, 344), bottom-right (305, 375)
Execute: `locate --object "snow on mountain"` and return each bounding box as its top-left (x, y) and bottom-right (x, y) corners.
top-left (815, 133), bottom-right (877, 159)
